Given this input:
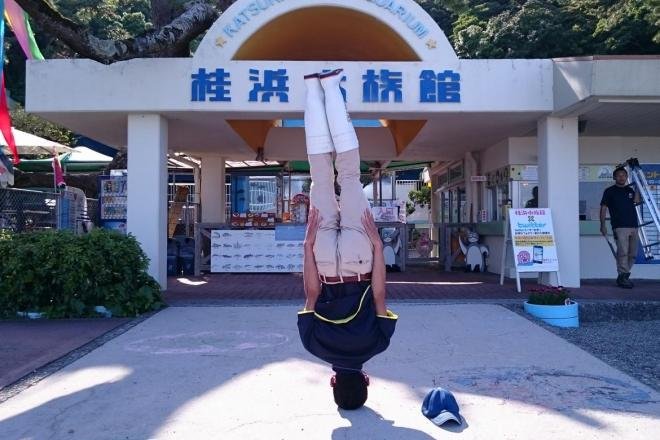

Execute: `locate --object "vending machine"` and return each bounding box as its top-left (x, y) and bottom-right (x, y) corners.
top-left (98, 174), bottom-right (127, 233)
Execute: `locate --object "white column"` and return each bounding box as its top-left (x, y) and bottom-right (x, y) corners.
top-left (537, 116), bottom-right (580, 287)
top-left (127, 114), bottom-right (168, 289)
top-left (200, 155), bottom-right (226, 223)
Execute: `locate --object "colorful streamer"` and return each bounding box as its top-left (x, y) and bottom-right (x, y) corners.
top-left (52, 149), bottom-right (66, 188)
top-left (0, 74), bottom-right (20, 164)
top-left (5, 0), bottom-right (44, 60)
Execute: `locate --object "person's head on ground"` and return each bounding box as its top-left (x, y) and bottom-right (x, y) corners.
top-left (332, 370), bottom-right (369, 410)
top-left (613, 166), bottom-right (628, 186)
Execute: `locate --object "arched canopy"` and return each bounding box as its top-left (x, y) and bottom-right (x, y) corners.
top-left (194, 0), bottom-right (457, 64)
top-left (232, 7), bottom-right (421, 61)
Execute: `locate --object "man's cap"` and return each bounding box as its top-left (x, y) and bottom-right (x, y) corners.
top-left (421, 387), bottom-right (462, 426)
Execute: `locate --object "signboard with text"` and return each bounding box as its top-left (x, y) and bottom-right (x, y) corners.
top-left (508, 208), bottom-right (559, 273)
top-left (211, 229), bottom-right (304, 273)
top-left (190, 67), bottom-right (461, 105)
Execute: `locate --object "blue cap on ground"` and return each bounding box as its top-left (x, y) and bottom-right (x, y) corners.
top-left (421, 387), bottom-right (462, 426)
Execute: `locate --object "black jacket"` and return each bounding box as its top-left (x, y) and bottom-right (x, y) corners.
top-left (297, 281), bottom-right (397, 370)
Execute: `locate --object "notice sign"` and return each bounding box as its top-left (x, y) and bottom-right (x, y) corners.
top-left (508, 208), bottom-right (559, 273)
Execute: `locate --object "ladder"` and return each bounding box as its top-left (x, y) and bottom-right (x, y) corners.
top-left (168, 186), bottom-right (189, 238)
top-left (625, 158), bottom-right (660, 260)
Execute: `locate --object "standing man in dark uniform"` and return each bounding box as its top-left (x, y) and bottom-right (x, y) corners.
top-left (600, 166), bottom-right (640, 288)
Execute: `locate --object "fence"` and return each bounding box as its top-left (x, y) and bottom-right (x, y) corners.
top-left (0, 187), bottom-right (98, 234)
top-left (395, 179), bottom-right (422, 200)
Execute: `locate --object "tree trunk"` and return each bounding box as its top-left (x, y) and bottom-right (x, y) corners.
top-left (151, 0), bottom-right (174, 30)
top-left (14, 0), bottom-right (221, 63)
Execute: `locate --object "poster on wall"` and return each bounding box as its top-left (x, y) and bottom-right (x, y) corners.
top-left (508, 208), bottom-right (559, 273)
top-left (210, 229), bottom-right (304, 273)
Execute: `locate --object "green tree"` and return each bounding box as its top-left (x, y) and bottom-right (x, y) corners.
top-left (406, 185), bottom-right (432, 215)
top-left (592, 0), bottom-right (660, 54)
top-left (10, 105), bottom-right (75, 146)
top-left (415, 0), bottom-right (457, 35)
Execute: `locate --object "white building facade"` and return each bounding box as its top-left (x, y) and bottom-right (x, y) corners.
top-left (25, 0), bottom-right (660, 288)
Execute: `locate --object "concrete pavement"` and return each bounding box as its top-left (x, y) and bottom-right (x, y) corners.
top-left (0, 304), bottom-right (658, 439)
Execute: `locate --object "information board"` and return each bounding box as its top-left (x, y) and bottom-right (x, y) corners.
top-left (211, 229), bottom-right (304, 273)
top-left (508, 208), bottom-right (559, 273)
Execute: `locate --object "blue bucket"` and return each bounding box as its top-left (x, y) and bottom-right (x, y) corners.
top-left (523, 301), bottom-right (579, 328)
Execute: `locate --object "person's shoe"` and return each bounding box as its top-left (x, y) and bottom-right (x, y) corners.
top-left (623, 272), bottom-right (634, 288)
top-left (320, 68), bottom-right (359, 154)
top-left (319, 68), bottom-right (343, 82)
top-left (616, 274), bottom-right (626, 287)
top-left (304, 73), bottom-right (334, 155)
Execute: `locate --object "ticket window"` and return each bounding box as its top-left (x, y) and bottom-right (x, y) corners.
top-left (487, 184), bottom-right (510, 221)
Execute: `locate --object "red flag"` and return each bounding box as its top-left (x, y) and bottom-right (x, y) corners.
top-left (0, 74), bottom-right (19, 165)
top-left (52, 150), bottom-right (66, 188)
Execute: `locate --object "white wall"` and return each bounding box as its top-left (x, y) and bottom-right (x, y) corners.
top-left (480, 139), bottom-right (509, 173)
top-left (509, 137), bottom-right (537, 164)
top-left (482, 136), bottom-right (660, 172)
top-left (27, 59), bottom-right (553, 115)
top-left (580, 236), bottom-right (659, 279)
top-left (579, 137), bottom-right (660, 164)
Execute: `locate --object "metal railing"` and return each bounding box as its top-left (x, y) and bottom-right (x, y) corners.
top-left (168, 201), bottom-right (200, 238)
top-left (0, 187), bottom-right (98, 234)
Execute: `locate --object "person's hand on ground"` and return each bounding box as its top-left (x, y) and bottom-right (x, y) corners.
top-left (304, 207), bottom-right (321, 249)
top-left (361, 209), bottom-right (383, 250)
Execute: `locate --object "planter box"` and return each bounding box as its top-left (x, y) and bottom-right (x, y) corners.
top-left (523, 301), bottom-right (579, 328)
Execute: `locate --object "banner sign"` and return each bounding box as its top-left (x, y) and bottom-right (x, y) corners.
top-left (508, 208), bottom-right (559, 273)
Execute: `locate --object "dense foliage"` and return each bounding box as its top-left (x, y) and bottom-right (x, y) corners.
top-left (0, 229), bottom-right (164, 318)
top-left (446, 0), bottom-right (660, 59)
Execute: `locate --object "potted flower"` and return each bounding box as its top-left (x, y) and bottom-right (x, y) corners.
top-left (523, 286), bottom-right (579, 328)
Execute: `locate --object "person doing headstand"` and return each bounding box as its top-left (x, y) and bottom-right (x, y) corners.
top-left (297, 69), bottom-right (398, 410)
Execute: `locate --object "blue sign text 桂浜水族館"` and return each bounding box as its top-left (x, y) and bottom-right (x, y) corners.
top-left (191, 68), bottom-right (461, 103)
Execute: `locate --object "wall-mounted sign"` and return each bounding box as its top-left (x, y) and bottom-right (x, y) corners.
top-left (470, 175), bottom-right (487, 182)
top-left (211, 229), bottom-right (303, 273)
top-left (191, 67), bottom-right (461, 104)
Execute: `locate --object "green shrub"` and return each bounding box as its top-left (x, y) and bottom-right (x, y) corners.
top-left (0, 229), bottom-right (164, 318)
top-left (527, 286), bottom-right (571, 306)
